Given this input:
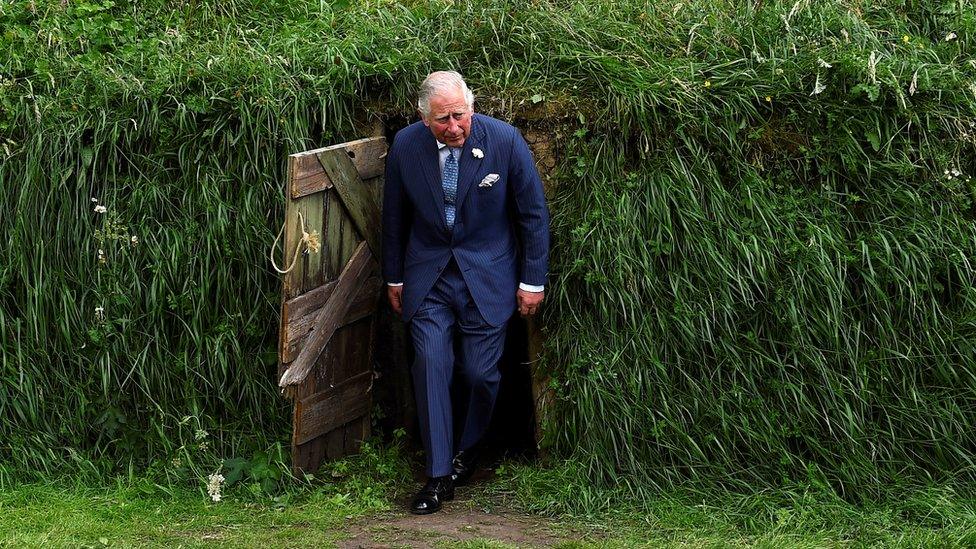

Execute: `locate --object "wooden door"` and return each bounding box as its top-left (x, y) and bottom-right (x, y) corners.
top-left (277, 137), bottom-right (387, 474)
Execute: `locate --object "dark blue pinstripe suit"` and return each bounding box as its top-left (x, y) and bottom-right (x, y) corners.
top-left (382, 114), bottom-right (550, 476)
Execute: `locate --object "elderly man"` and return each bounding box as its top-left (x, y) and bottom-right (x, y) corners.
top-left (382, 71), bottom-right (550, 514)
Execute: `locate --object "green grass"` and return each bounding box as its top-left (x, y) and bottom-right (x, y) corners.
top-left (4, 460), bottom-right (976, 548)
top-left (1, 440), bottom-right (413, 547)
top-left (2, 0), bottom-right (976, 503)
top-left (0, 483), bottom-right (361, 547)
top-left (492, 461), bottom-right (976, 547)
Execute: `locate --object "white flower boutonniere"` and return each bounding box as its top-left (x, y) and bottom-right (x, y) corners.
top-left (472, 148), bottom-right (484, 159)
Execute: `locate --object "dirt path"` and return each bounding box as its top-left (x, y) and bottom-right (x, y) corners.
top-left (340, 492), bottom-right (575, 548)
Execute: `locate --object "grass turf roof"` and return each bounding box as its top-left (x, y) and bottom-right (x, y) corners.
top-left (1, 0), bottom-right (975, 501)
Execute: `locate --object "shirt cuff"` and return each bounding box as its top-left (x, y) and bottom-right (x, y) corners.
top-left (519, 283), bottom-right (544, 292)
top-left (387, 282), bottom-right (403, 287)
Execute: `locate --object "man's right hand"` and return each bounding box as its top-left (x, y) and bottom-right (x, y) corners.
top-left (387, 285), bottom-right (403, 315)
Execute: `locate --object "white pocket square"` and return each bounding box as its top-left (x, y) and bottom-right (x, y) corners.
top-left (479, 173), bottom-right (500, 188)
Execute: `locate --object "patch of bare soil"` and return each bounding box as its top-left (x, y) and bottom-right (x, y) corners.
top-left (340, 492), bottom-right (572, 548)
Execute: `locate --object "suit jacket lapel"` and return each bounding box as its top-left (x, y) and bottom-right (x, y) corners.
top-left (416, 128), bottom-right (448, 232)
top-left (454, 115), bottom-right (486, 214)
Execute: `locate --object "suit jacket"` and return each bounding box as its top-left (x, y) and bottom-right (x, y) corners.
top-left (382, 114), bottom-right (550, 327)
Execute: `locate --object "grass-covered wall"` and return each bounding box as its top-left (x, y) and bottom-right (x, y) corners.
top-left (2, 0), bottom-right (975, 497)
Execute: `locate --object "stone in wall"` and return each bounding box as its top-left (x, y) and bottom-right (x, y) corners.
top-left (522, 128), bottom-right (558, 195)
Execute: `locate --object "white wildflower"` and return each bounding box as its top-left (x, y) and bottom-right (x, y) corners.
top-left (840, 29), bottom-right (850, 42)
top-left (811, 74), bottom-right (826, 95)
top-left (945, 32), bottom-right (957, 41)
top-left (867, 51), bottom-right (878, 84)
top-left (94, 204), bottom-right (107, 214)
top-left (94, 306), bottom-right (105, 321)
top-left (130, 235), bottom-right (139, 246)
top-left (206, 472), bottom-right (225, 503)
top-left (97, 249), bottom-right (106, 264)
top-left (91, 197), bottom-right (98, 203)
top-left (909, 70), bottom-right (918, 96)
top-left (817, 58), bottom-right (832, 69)
top-left (753, 50), bottom-right (767, 63)
top-left (195, 429), bottom-right (209, 440)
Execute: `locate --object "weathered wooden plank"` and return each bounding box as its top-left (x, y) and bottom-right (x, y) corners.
top-left (293, 371), bottom-right (373, 446)
top-left (334, 203), bottom-right (365, 455)
top-left (291, 154), bottom-right (329, 197)
top-left (279, 276), bottom-right (382, 364)
top-left (345, 416), bottom-right (369, 455)
top-left (290, 137), bottom-right (387, 199)
top-left (281, 167), bottom-right (327, 299)
top-left (282, 157), bottom-right (306, 299)
top-left (281, 156), bottom-right (306, 385)
top-left (292, 435), bottom-right (328, 475)
top-left (340, 191), bottom-right (361, 265)
top-left (329, 319), bottom-right (368, 389)
top-left (364, 174), bottom-right (383, 205)
top-left (324, 428), bottom-right (346, 460)
top-left (279, 242), bottom-right (374, 387)
top-left (300, 192), bottom-right (325, 293)
top-left (345, 312), bottom-right (378, 453)
top-left (318, 148), bottom-right (382, 258)
top-left (324, 190), bottom-right (343, 280)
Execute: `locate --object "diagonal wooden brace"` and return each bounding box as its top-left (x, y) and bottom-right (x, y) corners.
top-left (278, 276), bottom-right (383, 364)
top-left (279, 241), bottom-right (373, 388)
top-left (317, 148), bottom-right (382, 258)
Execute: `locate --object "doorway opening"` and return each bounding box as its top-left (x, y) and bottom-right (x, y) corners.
top-left (372, 311), bottom-right (541, 474)
top-left (369, 116), bottom-right (544, 475)
top-left (453, 315), bottom-right (539, 464)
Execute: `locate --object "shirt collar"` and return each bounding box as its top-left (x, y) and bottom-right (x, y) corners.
top-left (437, 141), bottom-right (463, 154)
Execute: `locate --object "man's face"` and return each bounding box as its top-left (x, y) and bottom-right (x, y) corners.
top-left (422, 89), bottom-right (472, 148)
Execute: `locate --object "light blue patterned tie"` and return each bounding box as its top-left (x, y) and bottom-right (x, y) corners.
top-left (442, 147), bottom-right (458, 230)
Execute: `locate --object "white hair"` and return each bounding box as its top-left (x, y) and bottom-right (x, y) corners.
top-left (417, 71), bottom-right (475, 118)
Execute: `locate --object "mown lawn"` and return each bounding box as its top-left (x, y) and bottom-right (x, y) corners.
top-left (0, 481), bottom-right (373, 547)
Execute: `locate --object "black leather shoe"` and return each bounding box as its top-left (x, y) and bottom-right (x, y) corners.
top-left (409, 475), bottom-right (454, 515)
top-left (450, 447), bottom-right (481, 487)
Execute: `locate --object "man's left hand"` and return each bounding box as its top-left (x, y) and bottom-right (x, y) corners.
top-left (517, 289), bottom-right (544, 317)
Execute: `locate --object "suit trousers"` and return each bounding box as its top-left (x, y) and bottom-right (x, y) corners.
top-left (409, 257), bottom-right (507, 477)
